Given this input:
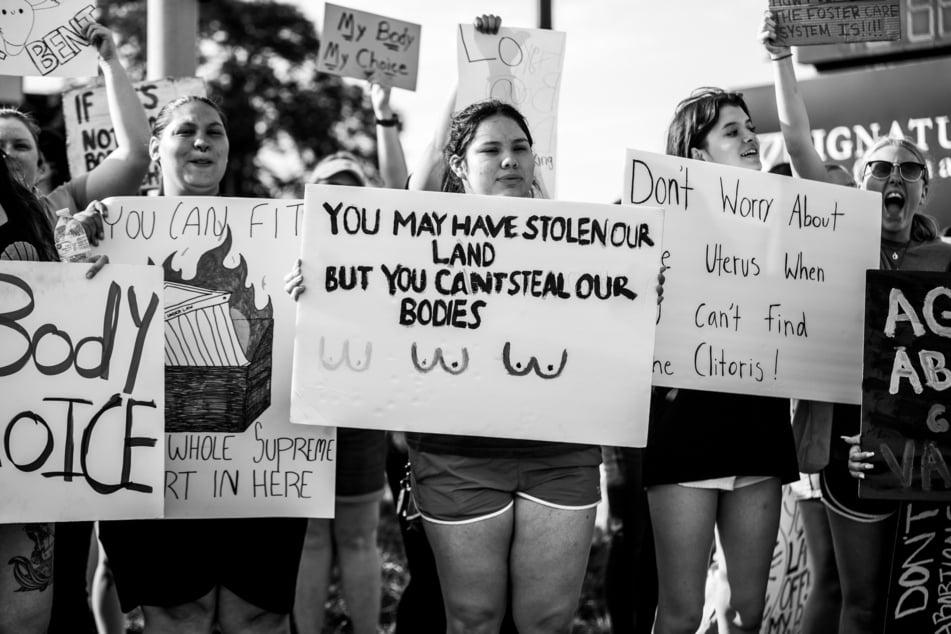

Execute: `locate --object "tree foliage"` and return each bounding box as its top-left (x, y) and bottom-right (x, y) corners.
top-left (98, 0), bottom-right (376, 197)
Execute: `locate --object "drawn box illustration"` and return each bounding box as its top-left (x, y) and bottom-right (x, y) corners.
top-left (161, 233), bottom-right (274, 433)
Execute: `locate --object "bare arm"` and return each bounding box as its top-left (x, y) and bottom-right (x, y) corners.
top-left (371, 83), bottom-right (408, 189)
top-left (407, 14), bottom-right (502, 192)
top-left (82, 22), bottom-right (151, 201)
top-left (760, 11), bottom-right (827, 182)
top-left (407, 86), bottom-right (455, 191)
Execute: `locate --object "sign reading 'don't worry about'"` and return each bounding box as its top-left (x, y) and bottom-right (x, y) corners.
top-left (861, 270), bottom-right (951, 501)
top-left (0, 0), bottom-right (98, 77)
top-left (456, 24), bottom-right (565, 197)
top-left (769, 0), bottom-right (901, 46)
top-left (291, 185), bottom-right (663, 448)
top-left (624, 149), bottom-right (881, 403)
top-left (63, 77), bottom-right (207, 195)
top-left (0, 261), bottom-right (165, 523)
top-left (316, 3), bottom-right (421, 90)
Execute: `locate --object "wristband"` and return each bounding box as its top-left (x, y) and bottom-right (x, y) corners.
top-left (771, 52), bottom-right (792, 61)
top-left (376, 115), bottom-right (399, 127)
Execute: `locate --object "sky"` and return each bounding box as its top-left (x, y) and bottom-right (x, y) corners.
top-left (282, 0), bottom-right (818, 203)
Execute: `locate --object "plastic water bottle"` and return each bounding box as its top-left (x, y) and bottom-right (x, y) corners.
top-left (53, 208), bottom-right (90, 263)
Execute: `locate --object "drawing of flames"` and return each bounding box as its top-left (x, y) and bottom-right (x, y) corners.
top-left (159, 228), bottom-right (273, 433)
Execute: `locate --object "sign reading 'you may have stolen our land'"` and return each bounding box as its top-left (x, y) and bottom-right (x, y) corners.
top-left (291, 185), bottom-right (663, 448)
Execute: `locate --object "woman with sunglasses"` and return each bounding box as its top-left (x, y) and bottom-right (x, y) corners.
top-left (761, 13), bottom-right (951, 633)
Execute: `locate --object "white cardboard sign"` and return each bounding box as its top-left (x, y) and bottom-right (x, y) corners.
top-left (623, 149), bottom-right (881, 403)
top-left (316, 3), bottom-right (421, 90)
top-left (0, 261), bottom-right (165, 523)
top-left (0, 0), bottom-right (98, 77)
top-left (290, 185), bottom-right (663, 448)
top-left (94, 197), bottom-right (335, 519)
top-left (456, 24), bottom-right (565, 196)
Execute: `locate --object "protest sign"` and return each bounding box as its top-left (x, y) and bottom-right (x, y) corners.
top-left (94, 197), bottom-right (334, 518)
top-left (623, 149), bottom-right (881, 403)
top-left (0, 261), bottom-right (164, 523)
top-left (769, 0), bottom-right (901, 46)
top-left (0, 0), bottom-right (98, 77)
top-left (860, 270), bottom-right (951, 501)
top-left (63, 77), bottom-right (207, 194)
top-left (883, 502), bottom-right (951, 633)
top-left (290, 185), bottom-right (662, 448)
top-left (456, 24), bottom-right (565, 196)
top-left (316, 3), bottom-right (420, 90)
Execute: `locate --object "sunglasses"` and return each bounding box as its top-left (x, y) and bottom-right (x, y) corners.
top-left (864, 160), bottom-right (926, 182)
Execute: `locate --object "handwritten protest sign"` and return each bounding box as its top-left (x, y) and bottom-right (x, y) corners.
top-left (623, 149), bottom-right (881, 403)
top-left (0, 261), bottom-right (164, 522)
top-left (456, 25), bottom-right (565, 196)
top-left (316, 3), bottom-right (420, 90)
top-left (769, 0), bottom-right (901, 46)
top-left (0, 0), bottom-right (98, 77)
top-left (290, 185), bottom-right (662, 447)
top-left (63, 77), bottom-right (206, 194)
top-left (884, 502), bottom-right (951, 633)
top-left (860, 270), bottom-right (951, 501)
top-left (94, 197), bottom-right (334, 518)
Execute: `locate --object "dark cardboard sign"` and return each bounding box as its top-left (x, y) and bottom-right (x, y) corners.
top-left (769, 0), bottom-right (902, 46)
top-left (883, 502), bottom-right (951, 633)
top-left (861, 270), bottom-right (951, 501)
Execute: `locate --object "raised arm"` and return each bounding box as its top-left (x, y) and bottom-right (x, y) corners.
top-left (407, 86), bottom-right (455, 191)
top-left (407, 14), bottom-right (501, 192)
top-left (370, 83), bottom-right (408, 189)
top-left (760, 11), bottom-right (828, 182)
top-left (82, 22), bottom-right (151, 201)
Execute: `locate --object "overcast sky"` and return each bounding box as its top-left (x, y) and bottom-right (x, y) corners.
top-left (283, 0), bottom-right (817, 203)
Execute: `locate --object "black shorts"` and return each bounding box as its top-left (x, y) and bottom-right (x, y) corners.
top-left (336, 428), bottom-right (386, 498)
top-left (98, 517), bottom-right (307, 614)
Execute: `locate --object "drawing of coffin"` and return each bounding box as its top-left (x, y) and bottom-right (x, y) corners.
top-left (164, 282), bottom-right (272, 433)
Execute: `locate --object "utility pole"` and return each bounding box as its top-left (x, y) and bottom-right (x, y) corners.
top-left (539, 0), bottom-right (552, 29)
top-left (147, 0), bottom-right (199, 79)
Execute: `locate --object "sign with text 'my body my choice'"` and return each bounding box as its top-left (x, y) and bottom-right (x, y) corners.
top-left (0, 262), bottom-right (164, 523)
top-left (95, 197), bottom-right (334, 519)
top-left (623, 149), bottom-right (881, 403)
top-left (456, 24), bottom-right (565, 197)
top-left (63, 77), bottom-right (207, 194)
top-left (316, 3), bottom-right (421, 90)
top-left (0, 0), bottom-right (98, 77)
top-left (769, 0), bottom-right (901, 47)
top-left (861, 271), bottom-right (951, 501)
top-left (291, 185), bottom-right (663, 448)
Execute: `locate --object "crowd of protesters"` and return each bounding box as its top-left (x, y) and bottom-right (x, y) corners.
top-left (0, 7), bottom-right (939, 634)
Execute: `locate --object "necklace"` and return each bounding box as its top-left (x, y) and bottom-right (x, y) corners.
top-left (882, 239), bottom-right (910, 269)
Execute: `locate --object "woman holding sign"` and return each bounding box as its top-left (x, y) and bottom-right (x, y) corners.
top-left (0, 152), bottom-right (108, 631)
top-left (644, 88), bottom-right (800, 634)
top-left (401, 96), bottom-right (602, 633)
top-left (761, 12), bottom-right (951, 634)
top-left (0, 21), bottom-right (149, 242)
top-left (96, 95), bottom-right (307, 634)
